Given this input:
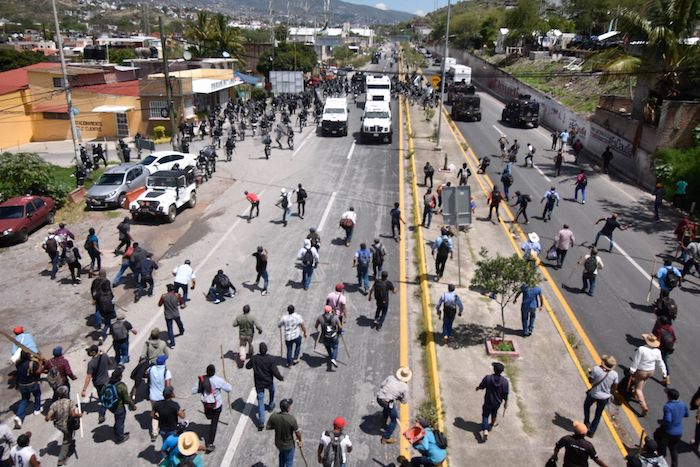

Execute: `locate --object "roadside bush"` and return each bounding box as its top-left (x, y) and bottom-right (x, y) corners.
top-left (153, 126), bottom-right (167, 139)
top-left (0, 152), bottom-right (71, 207)
top-left (654, 145), bottom-right (700, 209)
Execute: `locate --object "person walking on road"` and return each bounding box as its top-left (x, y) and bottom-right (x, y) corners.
top-left (45, 385), bottom-right (81, 465)
top-left (151, 385), bottom-right (185, 445)
top-left (43, 229), bottom-right (60, 280)
top-left (550, 131), bottom-right (558, 150)
top-left (85, 227), bottom-right (102, 276)
top-left (554, 149), bottom-right (564, 177)
top-left (80, 344), bottom-right (108, 425)
top-left (559, 129), bottom-right (570, 150)
top-left (457, 163), bottom-right (471, 186)
top-left (512, 191), bottom-right (531, 224)
top-left (680, 240), bottom-right (700, 283)
top-left (136, 252), bottom-right (158, 302)
top-left (654, 388), bottom-right (689, 467)
top-left (158, 284), bottom-right (185, 348)
top-left (44, 346), bottom-right (77, 401)
top-left (12, 351), bottom-right (43, 430)
top-left (307, 227), bottom-right (321, 251)
top-left (247, 342), bottom-right (284, 431)
top-left (353, 243), bottom-right (372, 293)
top-left (275, 188), bottom-right (292, 227)
top-left (553, 224), bottom-right (576, 269)
top-left (193, 364), bottom-right (232, 453)
top-left (147, 354), bottom-right (173, 441)
top-left (574, 170), bottom-right (588, 204)
top-left (99, 367), bottom-right (136, 444)
top-left (245, 191), bottom-right (260, 222)
top-left (390, 202), bottom-right (406, 241)
top-left (601, 146), bottom-right (613, 174)
top-left (64, 240), bottom-right (82, 285)
top-left (486, 187), bottom-right (504, 222)
top-left (524, 143), bottom-right (535, 167)
top-left (371, 238), bottom-right (387, 280)
top-left (279, 305), bottom-right (307, 367)
top-left (423, 161), bottom-right (435, 188)
top-left (326, 284), bottom-right (348, 325)
top-left (476, 362), bottom-right (509, 442)
top-left (498, 134), bottom-right (509, 155)
top-left (656, 259), bottom-right (681, 296)
top-left (435, 284), bottom-right (464, 343)
top-left (583, 355), bottom-right (619, 438)
top-left (315, 306), bottom-right (342, 371)
top-left (593, 213), bottom-right (630, 252)
top-left (234, 304), bottom-right (263, 367)
top-left (253, 246), bottom-right (269, 296)
top-left (369, 271), bottom-right (396, 331)
top-left (376, 367), bottom-right (411, 445)
top-left (578, 246), bottom-right (604, 296)
top-left (172, 259), bottom-right (196, 304)
top-left (513, 283), bottom-right (542, 337)
top-left (339, 207), bottom-right (357, 246)
top-left (432, 228), bottom-right (453, 280)
top-left (297, 239), bottom-right (319, 290)
top-left (422, 188), bottom-right (436, 228)
top-left (541, 187), bottom-right (560, 222)
top-left (266, 398), bottom-right (302, 467)
top-left (115, 217), bottom-right (132, 254)
top-left (318, 417), bottom-right (352, 467)
top-left (295, 183), bottom-right (307, 219)
top-left (653, 315), bottom-right (676, 379)
top-left (551, 421), bottom-right (609, 467)
top-left (629, 333), bottom-right (669, 416)
top-left (500, 171), bottom-right (513, 200)
top-left (111, 313), bottom-right (137, 364)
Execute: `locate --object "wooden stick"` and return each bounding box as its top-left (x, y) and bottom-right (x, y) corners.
top-left (298, 444), bottom-right (310, 467)
top-left (313, 330), bottom-right (321, 350)
top-left (219, 345), bottom-right (232, 412)
top-left (0, 330), bottom-right (40, 359)
top-left (646, 257), bottom-right (657, 303)
top-left (76, 392), bottom-right (84, 438)
top-left (278, 323), bottom-right (283, 356)
top-left (340, 334), bottom-right (351, 359)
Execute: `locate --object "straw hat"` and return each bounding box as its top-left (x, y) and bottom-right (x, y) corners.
top-left (601, 355), bottom-right (617, 370)
top-left (642, 333), bottom-right (660, 348)
top-left (528, 232), bottom-right (540, 243)
top-left (395, 367), bottom-right (412, 383)
top-left (178, 431), bottom-right (200, 456)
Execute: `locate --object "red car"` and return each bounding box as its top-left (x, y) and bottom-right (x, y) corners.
top-left (0, 195), bottom-right (56, 243)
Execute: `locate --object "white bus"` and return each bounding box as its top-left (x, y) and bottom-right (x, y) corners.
top-left (365, 74), bottom-right (391, 102)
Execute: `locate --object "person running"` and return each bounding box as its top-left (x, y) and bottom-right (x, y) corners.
top-left (513, 283), bottom-right (542, 337)
top-left (42, 229), bottom-right (60, 280)
top-left (422, 188), bottom-right (436, 228)
top-left (252, 246), bottom-right (269, 295)
top-left (353, 243), bottom-right (372, 293)
top-left (147, 355), bottom-right (173, 441)
top-left (553, 224), bottom-right (576, 269)
top-left (551, 421), bottom-right (608, 467)
top-left (656, 259), bottom-right (681, 296)
top-left (297, 239), bottom-right (319, 290)
top-left (554, 149), bottom-right (564, 177)
top-left (44, 346), bottom-right (77, 401)
top-left (369, 271), bottom-right (396, 331)
top-left (593, 213), bottom-right (630, 252)
top-left (486, 187), bottom-right (504, 222)
top-left (9, 432), bottom-right (40, 467)
top-left (315, 305), bottom-right (342, 371)
top-left (192, 364), bottom-right (232, 453)
top-left (339, 207), bottom-right (357, 246)
top-left (457, 163), bottom-right (471, 186)
top-left (207, 269), bottom-right (237, 304)
top-left (151, 385), bottom-right (184, 445)
top-left (307, 227), bottom-right (321, 252)
top-left (279, 305), bottom-right (307, 368)
top-left (431, 228), bottom-right (453, 280)
top-left (578, 246), bottom-right (604, 296)
top-left (295, 183), bottom-right (307, 219)
top-left (574, 170), bottom-right (588, 204)
top-left (435, 284), bottom-right (463, 343)
top-left (244, 191), bottom-right (260, 222)
top-left (64, 240), bottom-right (82, 285)
top-left (45, 385), bottom-right (81, 466)
top-left (266, 399), bottom-right (302, 466)
top-left (136, 252), bottom-right (158, 301)
top-left (559, 129), bottom-right (570, 150)
top-left (247, 342), bottom-right (284, 430)
top-left (423, 161), bottom-right (434, 188)
top-left (99, 367), bottom-right (135, 444)
top-left (80, 345), bottom-right (109, 424)
top-left (476, 362), bottom-right (509, 442)
top-left (654, 388), bottom-right (689, 467)
top-left (115, 217), bottom-right (132, 254)
top-left (317, 417), bottom-right (352, 467)
top-left (390, 202), bottom-right (406, 241)
top-left (550, 131), bottom-right (558, 150)
top-left (376, 367), bottom-right (411, 444)
top-left (583, 355), bottom-right (619, 438)
top-left (159, 284), bottom-right (185, 348)
top-left (172, 259), bottom-right (196, 304)
top-left (500, 171), bottom-right (513, 200)
top-left (511, 191), bottom-right (531, 224)
top-left (234, 304), bottom-right (263, 367)
top-left (629, 333), bottom-right (668, 416)
top-left (110, 313), bottom-right (137, 364)
top-left (524, 143), bottom-right (535, 167)
top-left (541, 187), bottom-right (560, 222)
top-left (85, 227), bottom-right (102, 276)
top-left (275, 188), bottom-right (292, 227)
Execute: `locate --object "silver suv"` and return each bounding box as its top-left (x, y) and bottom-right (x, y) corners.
top-left (86, 163), bottom-right (148, 209)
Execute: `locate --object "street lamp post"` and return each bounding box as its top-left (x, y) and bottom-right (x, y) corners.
top-left (435, 0), bottom-right (451, 151)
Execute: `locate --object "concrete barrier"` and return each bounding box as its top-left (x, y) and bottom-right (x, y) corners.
top-left (122, 186), bottom-right (147, 209)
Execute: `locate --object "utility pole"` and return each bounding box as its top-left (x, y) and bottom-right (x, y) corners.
top-left (435, 0), bottom-right (451, 151)
top-left (269, 0), bottom-right (275, 63)
top-left (159, 17), bottom-right (178, 150)
top-left (51, 0), bottom-right (80, 164)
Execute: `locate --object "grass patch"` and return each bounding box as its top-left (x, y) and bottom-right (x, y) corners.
top-left (55, 200), bottom-right (88, 225)
top-left (416, 399), bottom-right (443, 429)
top-left (102, 210), bottom-right (122, 219)
top-left (51, 165), bottom-right (106, 192)
top-left (496, 356), bottom-right (535, 435)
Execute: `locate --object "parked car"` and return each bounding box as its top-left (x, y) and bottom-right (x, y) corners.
top-left (86, 163), bottom-right (148, 209)
top-left (0, 195), bottom-right (55, 243)
top-left (138, 151), bottom-right (196, 174)
top-left (129, 166), bottom-right (197, 223)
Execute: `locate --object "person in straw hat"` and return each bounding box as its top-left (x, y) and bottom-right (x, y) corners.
top-left (176, 431), bottom-right (204, 466)
top-left (521, 232), bottom-right (541, 263)
top-left (376, 367), bottom-right (412, 445)
top-left (551, 421), bottom-right (609, 466)
top-left (583, 355), bottom-right (619, 437)
top-left (629, 333), bottom-right (669, 417)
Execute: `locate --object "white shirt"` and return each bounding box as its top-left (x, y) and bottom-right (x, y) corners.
top-left (278, 313), bottom-right (304, 341)
top-left (297, 246), bottom-right (319, 264)
top-left (581, 254), bottom-right (604, 275)
top-left (172, 264), bottom-right (195, 284)
top-left (630, 345), bottom-right (667, 378)
top-left (10, 445), bottom-right (37, 467)
top-left (340, 211), bottom-right (357, 223)
top-left (0, 424), bottom-right (15, 461)
top-left (148, 365), bottom-right (172, 401)
top-left (319, 431), bottom-right (352, 463)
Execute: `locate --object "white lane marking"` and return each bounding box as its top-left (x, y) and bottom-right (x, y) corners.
top-left (610, 242), bottom-right (659, 289)
top-left (317, 191), bottom-right (337, 232)
top-left (221, 388), bottom-right (257, 467)
top-left (347, 140), bottom-right (356, 160)
top-left (291, 130), bottom-right (314, 158)
top-left (607, 178), bottom-right (640, 203)
top-left (492, 124), bottom-right (504, 135)
top-left (533, 164), bottom-right (551, 182)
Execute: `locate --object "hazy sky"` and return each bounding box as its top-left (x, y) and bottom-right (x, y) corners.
top-left (344, 0), bottom-right (450, 16)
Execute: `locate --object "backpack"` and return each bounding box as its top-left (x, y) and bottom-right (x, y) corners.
top-left (219, 275), bottom-right (231, 289)
top-left (437, 237), bottom-right (450, 257)
top-left (117, 222), bottom-right (128, 238)
top-left (111, 320), bottom-right (128, 341)
top-left (664, 268), bottom-right (679, 289)
top-left (320, 431), bottom-right (345, 467)
top-left (357, 249), bottom-right (371, 268)
top-left (99, 384), bottom-right (120, 412)
top-left (65, 248), bottom-right (76, 264)
top-left (584, 256), bottom-right (598, 273)
top-left (579, 174), bottom-right (588, 186)
top-left (323, 315), bottom-right (338, 339)
top-left (505, 174), bottom-right (514, 185)
top-left (490, 192), bottom-right (501, 205)
top-left (426, 165), bottom-right (434, 176)
top-left (302, 248), bottom-right (314, 267)
top-left (523, 194), bottom-right (532, 203)
top-left (297, 188), bottom-right (307, 202)
top-left (281, 195), bottom-right (289, 209)
top-left (372, 244), bottom-right (385, 265)
top-left (658, 327), bottom-right (675, 353)
top-left (433, 429), bottom-right (448, 449)
top-left (46, 365), bottom-right (64, 390)
top-left (45, 237), bottom-right (58, 254)
top-left (656, 297), bottom-right (678, 320)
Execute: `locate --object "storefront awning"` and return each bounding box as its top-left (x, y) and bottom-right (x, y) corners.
top-left (192, 77), bottom-right (242, 95)
top-left (234, 71), bottom-right (261, 85)
top-left (91, 105), bottom-right (135, 113)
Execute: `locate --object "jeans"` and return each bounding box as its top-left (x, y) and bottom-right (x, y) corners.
top-left (424, 173), bottom-right (433, 188)
top-left (323, 337), bottom-right (339, 362)
top-left (654, 202), bottom-right (662, 221)
top-left (357, 265), bottom-right (369, 291)
top-left (256, 269), bottom-right (269, 291)
top-left (594, 231), bottom-right (614, 251)
top-left (165, 317), bottom-right (185, 346)
top-left (391, 221), bottom-right (401, 238)
top-left (49, 251), bottom-right (59, 279)
top-left (435, 255), bottom-right (448, 278)
top-left (378, 398), bottom-right (398, 439)
top-left (344, 226), bottom-right (354, 243)
top-left (542, 203), bottom-right (555, 220)
top-left (681, 258), bottom-right (700, 277)
top-left (521, 307), bottom-right (536, 335)
top-left (88, 249), bottom-right (101, 271)
top-left (524, 155), bottom-right (533, 167)
top-left (481, 403), bottom-right (500, 431)
top-left (205, 406), bottom-right (222, 446)
top-left (487, 204), bottom-right (500, 220)
top-left (422, 206), bottom-right (433, 227)
top-left (58, 428), bottom-right (75, 462)
top-left (503, 183), bottom-right (511, 200)
top-left (297, 201), bottom-right (305, 218)
top-left (285, 336), bottom-right (302, 366)
top-left (301, 265), bottom-right (314, 289)
top-left (654, 428), bottom-right (681, 467)
top-left (99, 315), bottom-right (113, 340)
top-left (442, 318), bottom-right (454, 338)
top-left (278, 446), bottom-right (295, 467)
top-left (374, 300), bottom-right (389, 326)
top-left (112, 263), bottom-right (133, 286)
top-left (174, 281), bottom-right (189, 302)
top-left (94, 383), bottom-right (107, 418)
top-left (372, 261), bottom-right (383, 280)
top-left (582, 273), bottom-right (597, 296)
top-left (114, 339), bottom-right (129, 364)
top-left (113, 406), bottom-right (126, 440)
top-left (583, 393), bottom-right (608, 435)
top-left (282, 206), bottom-right (290, 224)
top-left (249, 202), bottom-right (259, 219)
top-left (575, 185), bottom-right (587, 202)
top-left (256, 385), bottom-right (275, 427)
top-left (515, 206), bottom-right (529, 223)
top-left (17, 384), bottom-right (42, 421)
top-left (138, 276), bottom-right (154, 297)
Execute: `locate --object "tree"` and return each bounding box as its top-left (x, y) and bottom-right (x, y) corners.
top-left (0, 152), bottom-right (70, 207)
top-left (256, 43), bottom-right (317, 75)
top-left (108, 48), bottom-right (136, 66)
top-left (332, 45), bottom-right (354, 63)
top-left (470, 249), bottom-right (542, 340)
top-left (505, 0), bottom-right (548, 46)
top-left (0, 49), bottom-right (48, 72)
top-left (275, 25), bottom-right (289, 44)
top-left (183, 12), bottom-right (244, 61)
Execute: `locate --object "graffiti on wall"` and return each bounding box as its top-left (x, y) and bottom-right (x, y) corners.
top-left (590, 125), bottom-right (633, 158)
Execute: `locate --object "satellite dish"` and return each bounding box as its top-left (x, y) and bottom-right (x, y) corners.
top-left (222, 51), bottom-right (231, 58)
top-left (183, 51), bottom-right (192, 60)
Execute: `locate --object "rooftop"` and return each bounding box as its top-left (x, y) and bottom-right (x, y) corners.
top-left (78, 80), bottom-right (140, 96)
top-left (0, 62), bottom-right (56, 95)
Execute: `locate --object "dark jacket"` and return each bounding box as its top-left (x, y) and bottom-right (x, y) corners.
top-left (245, 354), bottom-right (283, 391)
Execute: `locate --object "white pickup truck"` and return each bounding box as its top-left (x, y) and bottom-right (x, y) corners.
top-left (129, 166), bottom-right (197, 223)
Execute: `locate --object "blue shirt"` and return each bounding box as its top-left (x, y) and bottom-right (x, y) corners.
top-left (161, 433), bottom-right (180, 465)
top-left (11, 333), bottom-right (37, 357)
top-left (675, 180), bottom-right (688, 195)
top-left (435, 291), bottom-right (464, 314)
top-left (520, 285), bottom-right (542, 310)
top-left (86, 234), bottom-right (99, 250)
top-left (432, 235), bottom-right (453, 253)
top-left (413, 429), bottom-right (447, 464)
top-left (662, 399), bottom-right (689, 437)
top-left (656, 266), bottom-right (681, 290)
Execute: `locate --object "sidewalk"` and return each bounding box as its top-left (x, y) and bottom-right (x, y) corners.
top-left (405, 102), bottom-right (625, 465)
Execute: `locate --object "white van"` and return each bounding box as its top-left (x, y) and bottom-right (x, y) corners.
top-left (365, 74), bottom-right (391, 102)
top-left (321, 97), bottom-right (349, 136)
top-left (361, 100), bottom-right (392, 144)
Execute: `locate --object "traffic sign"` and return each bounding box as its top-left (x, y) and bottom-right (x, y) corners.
top-left (431, 75), bottom-right (441, 88)
top-left (442, 186), bottom-right (472, 226)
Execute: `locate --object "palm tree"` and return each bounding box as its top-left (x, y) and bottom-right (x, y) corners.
top-left (184, 12), bottom-right (212, 50)
top-left (210, 13), bottom-right (245, 62)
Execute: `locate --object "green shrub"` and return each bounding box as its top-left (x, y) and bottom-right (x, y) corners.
top-left (251, 88), bottom-right (269, 102)
top-left (654, 145), bottom-right (700, 208)
top-left (153, 126), bottom-right (166, 139)
top-left (0, 152), bottom-right (71, 208)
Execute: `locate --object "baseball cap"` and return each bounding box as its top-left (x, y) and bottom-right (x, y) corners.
top-left (335, 283), bottom-right (345, 292)
top-left (13, 326), bottom-right (24, 335)
top-left (333, 417), bottom-right (347, 430)
top-left (156, 355), bottom-right (168, 365)
top-left (53, 346), bottom-right (63, 357)
top-left (280, 399), bottom-right (293, 411)
top-left (86, 344), bottom-right (99, 354)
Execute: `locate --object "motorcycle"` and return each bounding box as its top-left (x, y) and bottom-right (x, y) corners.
top-left (196, 155), bottom-right (211, 181)
top-left (225, 137), bottom-right (235, 161)
top-left (200, 145), bottom-right (217, 174)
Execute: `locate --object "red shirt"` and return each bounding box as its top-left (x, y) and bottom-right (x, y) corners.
top-left (45, 356), bottom-right (76, 381)
top-left (246, 193), bottom-right (259, 204)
